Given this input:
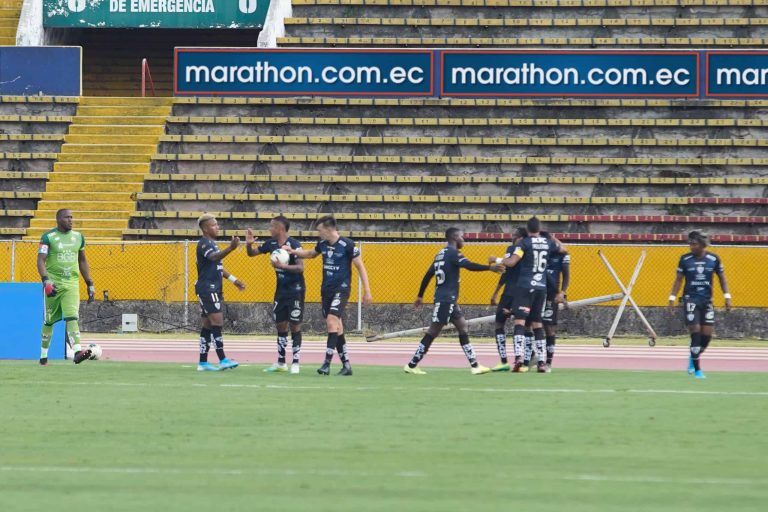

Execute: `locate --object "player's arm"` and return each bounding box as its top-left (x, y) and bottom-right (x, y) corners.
top-left (222, 269), bottom-right (246, 291)
top-left (497, 245), bottom-right (523, 268)
top-left (275, 257), bottom-right (304, 274)
top-left (490, 274), bottom-right (504, 305)
top-left (36, 240), bottom-right (56, 297)
top-left (716, 261), bottom-right (732, 311)
top-left (414, 265), bottom-right (435, 308)
top-left (668, 260), bottom-right (684, 310)
top-left (244, 228), bottom-right (263, 257)
top-left (78, 247), bottom-right (96, 303)
top-left (206, 236), bottom-right (240, 262)
top-left (352, 255), bottom-right (373, 305)
top-left (459, 257), bottom-right (503, 273)
top-left (284, 245), bottom-right (320, 259)
top-left (557, 257), bottom-right (570, 303)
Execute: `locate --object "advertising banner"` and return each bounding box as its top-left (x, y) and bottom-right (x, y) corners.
top-left (0, 47), bottom-right (81, 96)
top-left (706, 51), bottom-right (768, 98)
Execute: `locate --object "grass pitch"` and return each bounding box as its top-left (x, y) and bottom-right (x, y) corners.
top-left (1, 362), bottom-right (767, 512)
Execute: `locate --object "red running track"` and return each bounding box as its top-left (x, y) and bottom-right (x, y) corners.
top-left (85, 338), bottom-right (768, 372)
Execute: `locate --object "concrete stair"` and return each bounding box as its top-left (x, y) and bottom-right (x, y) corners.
top-left (0, 0), bottom-right (21, 46)
top-left (24, 97), bottom-right (172, 241)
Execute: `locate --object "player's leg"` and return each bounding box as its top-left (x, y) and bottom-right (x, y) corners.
top-left (511, 289), bottom-right (533, 372)
top-left (196, 294), bottom-right (218, 371)
top-left (40, 292), bottom-right (63, 365)
top-left (543, 294), bottom-right (558, 371)
top-left (683, 300), bottom-right (704, 377)
top-left (330, 292), bottom-right (352, 375)
top-left (405, 303), bottom-right (445, 374)
top-left (523, 317), bottom-right (534, 368)
top-left (319, 293), bottom-right (337, 374)
top-left (265, 300), bottom-right (289, 372)
top-left (529, 291), bottom-right (548, 373)
top-left (492, 298), bottom-right (511, 371)
top-left (453, 308), bottom-right (489, 375)
top-left (700, 302), bottom-right (715, 354)
top-left (207, 292), bottom-right (238, 370)
top-left (289, 296), bottom-right (304, 374)
top-left (59, 285), bottom-right (90, 364)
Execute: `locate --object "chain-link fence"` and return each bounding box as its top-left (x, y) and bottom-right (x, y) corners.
top-left (2, 240), bottom-right (765, 337)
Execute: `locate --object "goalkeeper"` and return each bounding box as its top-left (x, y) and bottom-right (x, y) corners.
top-left (36, 209), bottom-right (95, 366)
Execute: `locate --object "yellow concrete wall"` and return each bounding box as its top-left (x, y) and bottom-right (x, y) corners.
top-left (2, 241), bottom-right (765, 307)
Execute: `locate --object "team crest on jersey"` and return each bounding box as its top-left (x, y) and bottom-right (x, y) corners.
top-left (696, 265), bottom-right (705, 274)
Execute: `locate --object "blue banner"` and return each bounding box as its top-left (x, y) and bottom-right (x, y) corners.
top-left (0, 283), bottom-right (65, 360)
top-left (174, 48), bottom-right (434, 96)
top-left (706, 52), bottom-right (768, 97)
top-left (0, 46), bottom-right (81, 96)
top-left (440, 51), bottom-right (699, 98)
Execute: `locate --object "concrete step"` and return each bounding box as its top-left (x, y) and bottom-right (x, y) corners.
top-left (64, 134), bottom-right (161, 145)
top-left (25, 226), bottom-right (126, 239)
top-left (42, 191), bottom-right (132, 203)
top-left (73, 116), bottom-right (168, 125)
top-left (36, 199), bottom-right (135, 211)
top-left (68, 125), bottom-right (165, 136)
top-left (57, 153), bottom-right (151, 163)
top-left (45, 181), bottom-right (144, 193)
top-left (35, 209), bottom-right (132, 220)
top-left (47, 172), bottom-right (145, 183)
top-left (78, 97), bottom-right (173, 107)
top-left (29, 218), bottom-right (129, 229)
top-left (61, 144), bottom-right (156, 155)
top-left (76, 106), bottom-right (172, 117)
top-left (54, 162), bottom-right (149, 173)
top-left (0, 26), bottom-right (15, 36)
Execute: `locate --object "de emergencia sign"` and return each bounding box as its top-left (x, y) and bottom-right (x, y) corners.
top-left (44, 0), bottom-right (268, 29)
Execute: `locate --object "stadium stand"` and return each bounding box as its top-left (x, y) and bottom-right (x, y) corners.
top-left (0, 0), bottom-right (20, 46)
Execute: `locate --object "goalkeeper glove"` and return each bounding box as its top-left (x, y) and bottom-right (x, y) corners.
top-left (42, 276), bottom-right (56, 297)
top-left (86, 280), bottom-right (95, 303)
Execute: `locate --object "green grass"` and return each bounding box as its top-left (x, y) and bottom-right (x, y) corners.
top-left (1, 362), bottom-right (767, 511)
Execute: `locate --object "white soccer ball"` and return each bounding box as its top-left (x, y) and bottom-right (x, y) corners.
top-left (88, 343), bottom-right (103, 360)
top-left (270, 249), bottom-right (290, 265)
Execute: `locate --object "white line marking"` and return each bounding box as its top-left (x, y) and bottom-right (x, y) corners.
top-left (565, 474), bottom-right (767, 486)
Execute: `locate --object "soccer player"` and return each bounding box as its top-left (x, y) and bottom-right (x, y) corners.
top-left (406, 228), bottom-right (504, 375)
top-left (492, 217), bottom-right (567, 373)
top-left (541, 241), bottom-right (570, 372)
top-left (284, 216), bottom-right (372, 376)
top-left (489, 227), bottom-right (527, 372)
top-left (245, 216), bottom-right (305, 374)
top-left (36, 209), bottom-right (96, 366)
top-left (195, 214), bottom-right (246, 372)
top-left (668, 231), bottom-right (731, 379)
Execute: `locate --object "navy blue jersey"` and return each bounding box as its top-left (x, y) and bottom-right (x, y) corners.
top-left (546, 252), bottom-right (571, 291)
top-left (677, 252), bottom-right (724, 302)
top-left (314, 237), bottom-right (360, 293)
top-left (195, 237), bottom-right (224, 294)
top-left (257, 237), bottom-right (305, 299)
top-left (514, 236), bottom-right (560, 291)
top-left (420, 246), bottom-right (489, 303)
top-left (500, 244), bottom-right (522, 297)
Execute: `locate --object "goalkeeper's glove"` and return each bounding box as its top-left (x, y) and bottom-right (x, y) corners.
top-left (42, 276), bottom-right (56, 297)
top-left (86, 280), bottom-right (95, 304)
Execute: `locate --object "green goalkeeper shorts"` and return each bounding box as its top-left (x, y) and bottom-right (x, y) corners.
top-left (44, 283), bottom-right (80, 326)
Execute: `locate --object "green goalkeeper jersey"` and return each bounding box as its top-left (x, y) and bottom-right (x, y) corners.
top-left (39, 228), bottom-right (86, 285)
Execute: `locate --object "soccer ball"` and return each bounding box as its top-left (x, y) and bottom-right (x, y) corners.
top-left (88, 343), bottom-right (103, 360)
top-left (270, 249), bottom-right (290, 265)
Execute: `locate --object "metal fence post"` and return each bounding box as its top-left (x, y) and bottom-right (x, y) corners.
top-left (183, 240), bottom-right (189, 329)
top-left (10, 239), bottom-right (16, 282)
top-left (357, 240), bottom-right (363, 332)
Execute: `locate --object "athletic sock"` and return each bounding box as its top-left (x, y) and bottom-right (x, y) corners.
top-left (325, 333), bottom-right (338, 364)
top-left (66, 320), bottom-right (82, 353)
top-left (700, 334), bottom-right (712, 354)
top-left (459, 333), bottom-right (478, 368)
top-left (533, 328), bottom-right (546, 365)
top-left (513, 324), bottom-right (525, 360)
top-left (524, 331), bottom-right (534, 365)
top-left (337, 334), bottom-right (350, 365)
top-left (291, 331), bottom-right (302, 363)
top-left (211, 326), bottom-right (226, 361)
top-left (690, 332), bottom-right (702, 371)
top-left (277, 331), bottom-right (288, 364)
top-left (41, 323), bottom-right (53, 359)
top-left (495, 328), bottom-right (508, 364)
top-left (408, 333), bottom-right (434, 368)
top-left (546, 335), bottom-right (556, 365)
top-left (199, 327), bottom-right (211, 363)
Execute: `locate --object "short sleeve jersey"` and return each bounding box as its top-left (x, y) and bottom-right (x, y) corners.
top-left (38, 229), bottom-right (85, 285)
top-left (195, 237), bottom-right (224, 294)
top-left (499, 244), bottom-right (522, 297)
top-left (677, 252), bottom-right (724, 302)
top-left (314, 237), bottom-right (360, 293)
top-left (432, 246), bottom-right (468, 303)
top-left (257, 237), bottom-right (305, 299)
top-left (546, 252), bottom-right (571, 291)
top-left (514, 236), bottom-right (559, 291)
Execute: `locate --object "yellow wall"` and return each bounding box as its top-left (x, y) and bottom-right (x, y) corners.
top-left (2, 241), bottom-right (764, 307)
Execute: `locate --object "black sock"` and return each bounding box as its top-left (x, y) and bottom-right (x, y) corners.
top-left (495, 327), bottom-right (508, 364)
top-left (690, 332), bottom-right (702, 371)
top-left (325, 332), bottom-right (338, 364)
top-left (459, 333), bottom-right (478, 368)
top-left (524, 331), bottom-right (534, 365)
top-left (199, 327), bottom-right (211, 363)
top-left (337, 334), bottom-right (350, 365)
top-left (533, 328), bottom-right (546, 366)
top-left (211, 326), bottom-right (226, 361)
top-left (409, 333), bottom-right (434, 368)
top-left (291, 331), bottom-right (302, 363)
top-left (700, 334), bottom-right (712, 354)
top-left (277, 331), bottom-right (288, 364)
top-left (546, 335), bottom-right (556, 365)
top-left (513, 324), bottom-right (526, 361)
